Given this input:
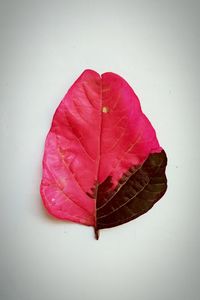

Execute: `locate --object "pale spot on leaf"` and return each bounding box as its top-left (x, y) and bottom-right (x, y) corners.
top-left (102, 106), bottom-right (109, 113)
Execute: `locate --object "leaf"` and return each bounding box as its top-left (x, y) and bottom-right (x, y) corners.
top-left (40, 70), bottom-right (167, 239)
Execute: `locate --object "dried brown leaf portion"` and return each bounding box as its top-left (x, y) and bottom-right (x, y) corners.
top-left (96, 150), bottom-right (167, 233)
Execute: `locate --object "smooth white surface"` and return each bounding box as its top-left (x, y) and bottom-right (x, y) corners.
top-left (0, 1), bottom-right (200, 300)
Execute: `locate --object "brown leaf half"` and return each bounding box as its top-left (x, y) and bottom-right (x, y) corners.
top-left (95, 150), bottom-right (167, 239)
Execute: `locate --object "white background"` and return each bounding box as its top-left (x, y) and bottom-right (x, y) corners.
top-left (0, 0), bottom-right (200, 299)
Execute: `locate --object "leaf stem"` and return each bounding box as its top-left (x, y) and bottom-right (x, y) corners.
top-left (94, 227), bottom-right (99, 240)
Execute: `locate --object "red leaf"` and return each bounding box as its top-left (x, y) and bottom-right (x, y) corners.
top-left (40, 70), bottom-right (167, 239)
